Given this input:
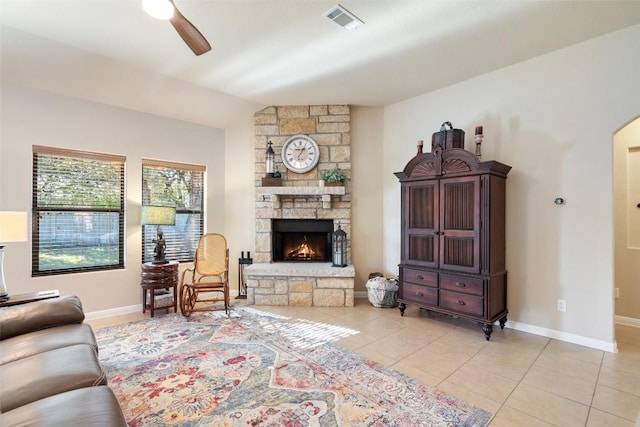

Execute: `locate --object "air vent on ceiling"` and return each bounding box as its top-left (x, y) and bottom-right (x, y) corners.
top-left (323, 4), bottom-right (364, 31)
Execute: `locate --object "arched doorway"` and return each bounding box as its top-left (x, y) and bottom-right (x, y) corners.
top-left (613, 116), bottom-right (640, 334)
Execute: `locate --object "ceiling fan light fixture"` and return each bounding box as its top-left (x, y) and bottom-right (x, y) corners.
top-left (142, 0), bottom-right (174, 20)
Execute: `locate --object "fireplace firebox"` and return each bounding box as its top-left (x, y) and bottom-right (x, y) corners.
top-left (272, 219), bottom-right (333, 262)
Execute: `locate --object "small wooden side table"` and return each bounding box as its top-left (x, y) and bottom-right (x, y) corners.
top-left (0, 290), bottom-right (60, 307)
top-left (141, 261), bottom-right (178, 317)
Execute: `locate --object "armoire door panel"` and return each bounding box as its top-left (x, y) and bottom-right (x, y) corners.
top-left (405, 181), bottom-right (439, 268)
top-left (442, 180), bottom-right (476, 230)
top-left (439, 176), bottom-right (480, 272)
top-left (408, 234), bottom-right (436, 265)
top-left (408, 184), bottom-right (437, 229)
top-left (441, 236), bottom-right (476, 271)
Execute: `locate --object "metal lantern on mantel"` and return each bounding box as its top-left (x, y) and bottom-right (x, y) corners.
top-left (265, 141), bottom-right (275, 177)
top-left (332, 224), bottom-right (348, 267)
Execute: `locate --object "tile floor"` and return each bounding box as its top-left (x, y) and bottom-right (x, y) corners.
top-left (87, 299), bottom-right (640, 426)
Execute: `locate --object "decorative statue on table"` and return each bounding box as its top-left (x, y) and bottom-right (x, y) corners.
top-left (152, 230), bottom-right (168, 264)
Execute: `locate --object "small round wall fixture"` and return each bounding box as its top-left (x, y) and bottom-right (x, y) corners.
top-left (281, 134), bottom-right (320, 174)
top-left (554, 197), bottom-right (565, 206)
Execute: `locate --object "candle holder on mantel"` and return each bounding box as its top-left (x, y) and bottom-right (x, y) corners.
top-left (262, 141), bottom-right (282, 186)
top-left (474, 126), bottom-right (483, 159)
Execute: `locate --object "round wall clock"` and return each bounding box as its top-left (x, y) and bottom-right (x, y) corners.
top-left (281, 134), bottom-right (320, 174)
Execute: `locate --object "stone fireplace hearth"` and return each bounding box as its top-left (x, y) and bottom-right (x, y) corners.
top-left (246, 105), bottom-right (355, 307)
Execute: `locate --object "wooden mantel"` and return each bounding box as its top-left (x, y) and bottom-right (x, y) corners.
top-left (256, 186), bottom-right (345, 209)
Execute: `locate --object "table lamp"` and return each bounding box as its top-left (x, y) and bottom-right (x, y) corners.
top-left (141, 205), bottom-right (176, 264)
top-left (0, 211), bottom-right (28, 302)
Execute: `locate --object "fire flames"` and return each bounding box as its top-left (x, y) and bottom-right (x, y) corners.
top-left (286, 236), bottom-right (316, 260)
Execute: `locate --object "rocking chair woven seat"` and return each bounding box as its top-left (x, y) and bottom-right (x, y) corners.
top-left (179, 233), bottom-right (230, 317)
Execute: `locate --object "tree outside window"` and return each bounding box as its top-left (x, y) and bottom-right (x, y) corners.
top-left (141, 159), bottom-right (205, 263)
top-left (32, 146), bottom-right (125, 276)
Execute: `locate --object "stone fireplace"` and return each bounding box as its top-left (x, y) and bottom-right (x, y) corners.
top-left (246, 105), bottom-right (355, 307)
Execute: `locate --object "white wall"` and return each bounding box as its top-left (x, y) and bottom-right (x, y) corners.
top-left (0, 84), bottom-right (225, 312)
top-left (351, 106), bottom-right (385, 289)
top-left (382, 24), bottom-right (640, 349)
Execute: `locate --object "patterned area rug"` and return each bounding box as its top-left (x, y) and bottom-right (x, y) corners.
top-left (96, 306), bottom-right (492, 426)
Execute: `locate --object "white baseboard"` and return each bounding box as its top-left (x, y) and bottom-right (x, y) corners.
top-left (615, 315), bottom-right (640, 328)
top-left (507, 320), bottom-right (618, 353)
top-left (85, 304), bottom-right (140, 320)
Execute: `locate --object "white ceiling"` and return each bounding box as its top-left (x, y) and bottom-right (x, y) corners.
top-left (1, 0), bottom-right (639, 107)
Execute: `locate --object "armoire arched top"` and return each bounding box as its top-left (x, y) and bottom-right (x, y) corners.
top-left (395, 147), bottom-right (511, 181)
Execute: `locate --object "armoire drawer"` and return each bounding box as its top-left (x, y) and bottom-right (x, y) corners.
top-left (439, 289), bottom-right (484, 317)
top-left (440, 274), bottom-right (484, 297)
top-left (402, 268), bottom-right (437, 287)
top-left (402, 283), bottom-right (437, 306)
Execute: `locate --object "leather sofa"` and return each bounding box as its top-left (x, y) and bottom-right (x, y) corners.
top-left (0, 295), bottom-right (127, 426)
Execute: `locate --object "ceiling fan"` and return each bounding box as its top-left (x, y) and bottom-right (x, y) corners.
top-left (142, 0), bottom-right (211, 56)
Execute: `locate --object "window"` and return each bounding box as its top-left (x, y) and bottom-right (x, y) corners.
top-left (142, 159), bottom-right (205, 263)
top-left (32, 146), bottom-right (125, 276)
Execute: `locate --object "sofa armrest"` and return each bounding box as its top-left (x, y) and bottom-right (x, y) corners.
top-left (0, 295), bottom-right (85, 340)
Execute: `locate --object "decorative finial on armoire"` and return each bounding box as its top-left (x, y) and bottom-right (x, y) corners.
top-left (474, 126), bottom-right (483, 159)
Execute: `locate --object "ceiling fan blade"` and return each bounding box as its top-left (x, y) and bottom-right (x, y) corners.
top-left (169, 1), bottom-right (211, 56)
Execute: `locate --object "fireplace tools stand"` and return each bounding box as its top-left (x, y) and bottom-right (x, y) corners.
top-left (237, 252), bottom-right (252, 299)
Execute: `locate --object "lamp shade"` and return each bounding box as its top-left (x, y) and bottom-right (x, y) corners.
top-left (140, 206), bottom-right (176, 226)
top-left (0, 211), bottom-right (28, 243)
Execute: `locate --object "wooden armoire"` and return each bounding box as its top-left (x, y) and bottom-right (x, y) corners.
top-left (395, 146), bottom-right (511, 340)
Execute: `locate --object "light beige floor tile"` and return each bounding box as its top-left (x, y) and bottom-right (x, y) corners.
top-left (586, 408), bottom-right (635, 427)
top-left (432, 319), bottom-right (490, 343)
top-left (523, 365), bottom-right (597, 405)
top-left (354, 345), bottom-right (397, 367)
top-left (425, 334), bottom-right (486, 360)
top-left (334, 332), bottom-right (375, 351)
top-left (420, 339), bottom-right (478, 366)
top-left (534, 351), bottom-right (601, 383)
top-left (603, 349), bottom-right (640, 375)
top-left (391, 322), bottom-right (451, 344)
top-left (505, 383), bottom-right (589, 427)
top-left (467, 348), bottom-right (535, 382)
top-left (543, 339), bottom-right (604, 365)
top-left (592, 384), bottom-right (640, 421)
top-left (495, 326), bottom-right (550, 344)
top-left (357, 335), bottom-right (425, 362)
top-left (489, 406), bottom-right (554, 426)
top-left (599, 364), bottom-right (640, 397)
top-left (440, 363), bottom-right (518, 403)
top-left (353, 319), bottom-right (405, 340)
top-left (400, 348), bottom-right (462, 383)
top-left (483, 331), bottom-right (548, 351)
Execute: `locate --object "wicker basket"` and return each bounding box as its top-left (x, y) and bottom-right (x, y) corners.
top-left (366, 277), bottom-right (399, 308)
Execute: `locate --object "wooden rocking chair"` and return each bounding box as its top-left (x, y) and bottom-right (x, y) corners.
top-left (179, 233), bottom-right (229, 317)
